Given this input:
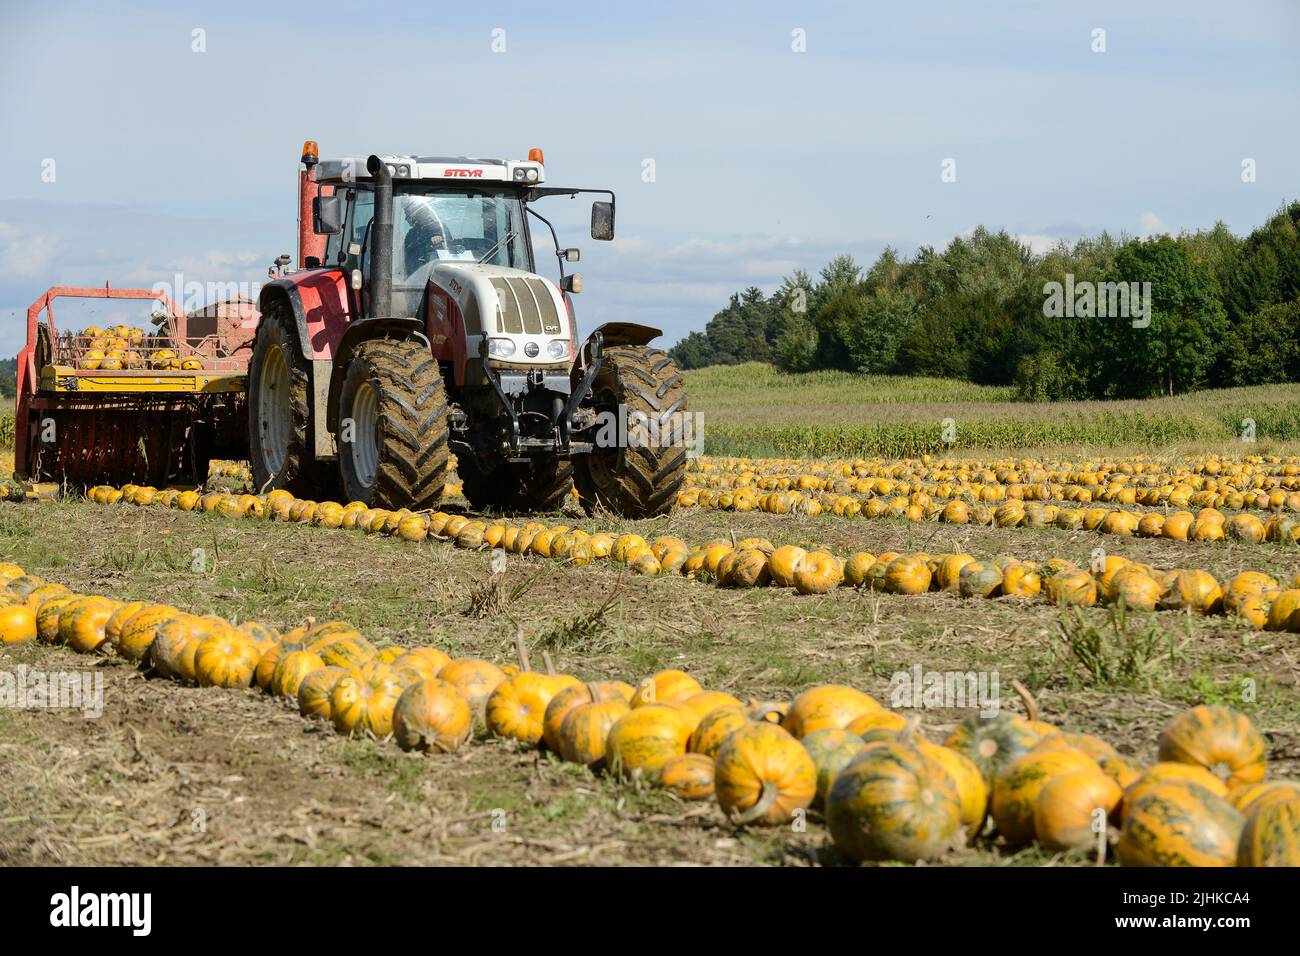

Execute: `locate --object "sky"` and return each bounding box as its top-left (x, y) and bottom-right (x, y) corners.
top-left (1, 0), bottom-right (1298, 354)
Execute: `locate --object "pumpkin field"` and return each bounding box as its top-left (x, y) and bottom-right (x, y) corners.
top-left (1, 368), bottom-right (1298, 868)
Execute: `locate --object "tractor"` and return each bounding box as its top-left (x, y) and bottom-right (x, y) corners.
top-left (249, 141), bottom-right (687, 516)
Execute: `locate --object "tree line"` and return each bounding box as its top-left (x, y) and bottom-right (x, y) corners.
top-left (669, 202), bottom-right (1300, 400)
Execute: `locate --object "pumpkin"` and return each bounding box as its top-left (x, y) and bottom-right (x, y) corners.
top-left (783, 684), bottom-right (880, 738)
top-left (1034, 768), bottom-right (1122, 851)
top-left (1237, 795), bottom-right (1300, 867)
top-left (1030, 731), bottom-right (1118, 763)
top-left (631, 669), bottom-right (702, 706)
top-left (329, 662), bottom-right (406, 737)
top-left (35, 596), bottom-right (76, 644)
top-left (958, 561), bottom-right (1002, 598)
top-left (0, 603), bottom-right (36, 644)
top-left (437, 659), bottom-right (508, 720)
top-left (907, 741), bottom-right (984, 839)
top-left (1157, 705), bottom-right (1266, 789)
top-left (991, 749), bottom-right (1102, 845)
top-left (883, 554), bottom-right (931, 595)
top-left (722, 548), bottom-right (770, 588)
top-left (935, 553), bottom-right (976, 591)
top-left (1046, 569), bottom-right (1097, 607)
top-left (1106, 567), bottom-right (1160, 611)
top-left (270, 649), bottom-right (326, 698)
top-left (150, 615), bottom-right (218, 683)
top-left (394, 647), bottom-right (452, 681)
top-left (767, 546), bottom-right (807, 587)
top-left (1097, 753), bottom-right (1143, 794)
top-left (845, 709), bottom-right (908, 736)
top-left (542, 681), bottom-right (632, 753)
top-left (659, 753), bottom-right (716, 800)
top-left (1001, 563), bottom-right (1041, 598)
top-left (1266, 589), bottom-right (1300, 630)
top-left (714, 722), bottom-right (817, 826)
top-left (1116, 781), bottom-right (1243, 867)
top-left (793, 552), bottom-right (842, 595)
top-left (1229, 780), bottom-right (1300, 816)
top-left (606, 703), bottom-right (693, 781)
top-left (392, 679), bottom-right (473, 753)
top-left (1121, 762), bottom-right (1229, 820)
top-left (59, 597), bottom-right (116, 652)
top-left (842, 552), bottom-right (876, 587)
top-left (103, 601), bottom-right (147, 650)
top-left (485, 672), bottom-right (581, 746)
top-left (689, 708), bottom-right (752, 758)
top-left (194, 634), bottom-right (262, 688)
top-left (1158, 570), bottom-right (1223, 614)
top-left (297, 665), bottom-right (347, 719)
top-left (310, 632), bottom-right (378, 669)
top-left (826, 738), bottom-right (964, 862)
top-left (556, 696), bottom-right (631, 767)
top-left (801, 728), bottom-right (866, 808)
top-left (254, 640), bottom-right (297, 691)
top-left (944, 712), bottom-right (1041, 783)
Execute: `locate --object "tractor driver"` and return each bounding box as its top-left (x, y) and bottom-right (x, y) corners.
top-left (401, 196), bottom-right (451, 278)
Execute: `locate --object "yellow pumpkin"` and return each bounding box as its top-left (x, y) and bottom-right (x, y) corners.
top-left (714, 722), bottom-right (817, 826)
top-left (659, 753), bottom-right (716, 800)
top-left (485, 672), bottom-right (582, 746)
top-left (194, 633), bottom-right (262, 688)
top-left (783, 684), bottom-right (880, 738)
top-left (392, 679), bottom-right (473, 753)
top-left (605, 703), bottom-right (693, 781)
top-left (329, 662), bottom-right (406, 737)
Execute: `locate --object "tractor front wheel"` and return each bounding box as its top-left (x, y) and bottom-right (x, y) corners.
top-left (337, 338), bottom-right (451, 509)
top-left (248, 302), bottom-right (332, 497)
top-left (573, 345), bottom-right (688, 518)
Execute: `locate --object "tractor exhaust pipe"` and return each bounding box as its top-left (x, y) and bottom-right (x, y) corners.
top-left (366, 155), bottom-right (393, 319)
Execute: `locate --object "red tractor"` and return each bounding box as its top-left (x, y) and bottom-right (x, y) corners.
top-left (249, 142), bottom-right (687, 515)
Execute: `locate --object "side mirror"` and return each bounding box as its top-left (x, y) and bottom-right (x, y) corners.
top-left (313, 195), bottom-right (344, 235)
top-left (559, 248), bottom-right (581, 262)
top-left (590, 201), bottom-right (615, 241)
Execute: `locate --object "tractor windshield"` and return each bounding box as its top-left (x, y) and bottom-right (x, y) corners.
top-left (394, 187), bottom-right (530, 279)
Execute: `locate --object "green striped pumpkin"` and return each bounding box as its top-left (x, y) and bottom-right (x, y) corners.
top-left (1237, 796), bottom-right (1300, 867)
top-left (1117, 781), bottom-right (1244, 867)
top-left (826, 740), bottom-right (963, 863)
top-left (943, 712), bottom-right (1042, 783)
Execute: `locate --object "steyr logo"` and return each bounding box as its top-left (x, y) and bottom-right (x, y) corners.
top-left (443, 168), bottom-right (483, 177)
top-left (50, 886), bottom-right (151, 936)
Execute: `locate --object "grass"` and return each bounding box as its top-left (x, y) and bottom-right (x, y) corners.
top-left (687, 363), bottom-right (1300, 457)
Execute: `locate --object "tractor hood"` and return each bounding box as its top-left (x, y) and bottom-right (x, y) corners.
top-left (425, 262), bottom-right (574, 369)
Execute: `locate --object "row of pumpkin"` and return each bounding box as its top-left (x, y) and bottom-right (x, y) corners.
top-left (686, 453), bottom-right (1300, 515)
top-left (1, 561), bottom-right (1295, 865)
top-left (676, 485), bottom-right (1300, 547)
top-left (85, 484), bottom-right (1300, 629)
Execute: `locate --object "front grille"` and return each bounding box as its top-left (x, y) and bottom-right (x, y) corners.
top-left (490, 277), bottom-right (561, 336)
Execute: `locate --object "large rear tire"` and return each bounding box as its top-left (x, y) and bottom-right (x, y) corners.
top-left (337, 338), bottom-right (451, 509)
top-left (573, 345), bottom-right (688, 518)
top-left (458, 455), bottom-right (574, 514)
top-left (248, 302), bottom-right (327, 497)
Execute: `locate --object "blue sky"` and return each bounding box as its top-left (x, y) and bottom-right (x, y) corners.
top-left (2, 0), bottom-right (1297, 354)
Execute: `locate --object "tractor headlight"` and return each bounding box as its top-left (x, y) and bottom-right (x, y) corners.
top-left (513, 168), bottom-right (527, 181)
top-left (487, 338), bottom-right (516, 359)
top-left (546, 339), bottom-right (570, 360)
top-left (525, 168), bottom-right (539, 182)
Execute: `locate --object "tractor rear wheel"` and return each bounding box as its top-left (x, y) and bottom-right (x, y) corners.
top-left (573, 345), bottom-right (688, 518)
top-left (458, 455), bottom-right (574, 514)
top-left (249, 302), bottom-right (333, 497)
top-left (337, 338), bottom-right (451, 509)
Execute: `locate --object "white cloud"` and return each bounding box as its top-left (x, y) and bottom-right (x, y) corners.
top-left (1137, 212), bottom-right (1169, 236)
top-left (0, 221), bottom-right (59, 276)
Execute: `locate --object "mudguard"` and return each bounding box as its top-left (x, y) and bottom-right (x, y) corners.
top-left (580, 321), bottom-right (661, 367)
top-left (257, 270), bottom-right (352, 361)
